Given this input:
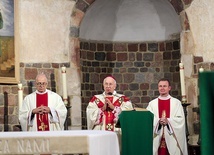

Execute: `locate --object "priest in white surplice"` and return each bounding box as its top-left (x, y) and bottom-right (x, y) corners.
top-left (19, 73), bottom-right (67, 131)
top-left (146, 78), bottom-right (188, 155)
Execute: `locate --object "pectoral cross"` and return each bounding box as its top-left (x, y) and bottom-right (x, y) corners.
top-left (161, 110), bottom-right (166, 137)
top-left (39, 122), bottom-right (48, 131)
top-left (162, 110), bottom-right (166, 118)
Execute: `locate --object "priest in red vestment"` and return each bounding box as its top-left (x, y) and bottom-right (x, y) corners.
top-left (146, 78), bottom-right (188, 155)
top-left (86, 76), bottom-right (134, 131)
top-left (19, 73), bottom-right (67, 131)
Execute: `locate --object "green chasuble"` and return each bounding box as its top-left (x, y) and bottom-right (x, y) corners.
top-left (199, 72), bottom-right (214, 155)
top-left (119, 111), bottom-right (154, 155)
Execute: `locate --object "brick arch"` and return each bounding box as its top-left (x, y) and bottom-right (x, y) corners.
top-left (69, 0), bottom-right (192, 61)
top-left (74, 0), bottom-right (192, 14)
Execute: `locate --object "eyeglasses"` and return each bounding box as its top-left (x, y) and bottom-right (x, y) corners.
top-left (36, 82), bottom-right (47, 86)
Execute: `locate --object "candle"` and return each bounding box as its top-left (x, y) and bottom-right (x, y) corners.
top-left (199, 66), bottom-right (204, 73)
top-left (17, 82), bottom-right (23, 109)
top-left (61, 66), bottom-right (68, 105)
top-left (198, 66), bottom-right (204, 95)
top-left (179, 62), bottom-right (187, 102)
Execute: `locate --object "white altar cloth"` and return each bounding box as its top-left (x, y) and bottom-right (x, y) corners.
top-left (0, 130), bottom-right (120, 155)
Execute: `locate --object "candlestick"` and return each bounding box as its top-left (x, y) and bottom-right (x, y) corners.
top-left (61, 66), bottom-right (68, 105)
top-left (197, 67), bottom-right (204, 146)
top-left (179, 62), bottom-right (187, 103)
top-left (17, 82), bottom-right (23, 109)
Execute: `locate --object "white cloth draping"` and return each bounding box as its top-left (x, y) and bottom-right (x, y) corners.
top-left (146, 95), bottom-right (188, 155)
top-left (0, 130), bottom-right (120, 155)
top-left (19, 90), bottom-right (67, 131)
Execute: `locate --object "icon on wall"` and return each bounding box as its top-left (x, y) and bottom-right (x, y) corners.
top-left (0, 0), bottom-right (19, 84)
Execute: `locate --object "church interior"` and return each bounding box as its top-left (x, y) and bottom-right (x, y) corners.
top-left (0, 0), bottom-right (214, 154)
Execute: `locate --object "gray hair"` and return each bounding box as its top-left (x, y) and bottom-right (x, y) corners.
top-left (36, 73), bottom-right (48, 83)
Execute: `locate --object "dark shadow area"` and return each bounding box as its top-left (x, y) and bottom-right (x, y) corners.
top-left (50, 73), bottom-right (56, 92)
top-left (27, 81), bottom-right (33, 94)
top-left (4, 91), bottom-right (9, 131)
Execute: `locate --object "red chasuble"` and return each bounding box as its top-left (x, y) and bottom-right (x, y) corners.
top-left (158, 98), bottom-right (170, 155)
top-left (91, 95), bottom-right (127, 131)
top-left (36, 93), bottom-right (50, 131)
top-left (104, 96), bottom-right (115, 131)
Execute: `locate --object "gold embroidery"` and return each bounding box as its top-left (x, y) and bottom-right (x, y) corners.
top-left (118, 97), bottom-right (124, 104)
top-left (39, 122), bottom-right (48, 131)
top-left (159, 110), bottom-right (167, 149)
top-left (38, 114), bottom-right (48, 131)
top-left (106, 124), bottom-right (113, 130)
top-left (162, 110), bottom-right (166, 118)
top-left (95, 98), bottom-right (100, 104)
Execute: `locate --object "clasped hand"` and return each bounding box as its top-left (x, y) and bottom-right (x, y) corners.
top-left (102, 98), bottom-right (114, 111)
top-left (159, 117), bottom-right (168, 126)
top-left (32, 105), bottom-right (50, 115)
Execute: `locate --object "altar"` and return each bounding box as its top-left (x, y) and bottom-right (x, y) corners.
top-left (0, 130), bottom-right (120, 155)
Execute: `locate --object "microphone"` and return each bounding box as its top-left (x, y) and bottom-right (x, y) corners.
top-left (107, 92), bottom-right (113, 95)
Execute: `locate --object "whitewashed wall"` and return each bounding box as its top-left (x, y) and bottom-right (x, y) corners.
top-left (17, 0), bottom-right (82, 129)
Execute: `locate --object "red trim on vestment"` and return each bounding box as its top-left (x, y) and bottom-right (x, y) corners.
top-left (36, 93), bottom-right (50, 131)
top-left (158, 98), bottom-right (170, 155)
top-left (158, 98), bottom-right (170, 118)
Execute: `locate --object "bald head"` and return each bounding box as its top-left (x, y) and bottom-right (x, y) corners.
top-left (103, 76), bottom-right (116, 94)
top-left (36, 73), bottom-right (48, 83)
top-left (103, 76), bottom-right (116, 84)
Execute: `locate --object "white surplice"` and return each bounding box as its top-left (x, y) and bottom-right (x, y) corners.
top-left (19, 89), bottom-right (67, 131)
top-left (146, 95), bottom-right (188, 155)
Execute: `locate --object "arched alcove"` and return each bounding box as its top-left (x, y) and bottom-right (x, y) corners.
top-left (80, 0), bottom-right (181, 41)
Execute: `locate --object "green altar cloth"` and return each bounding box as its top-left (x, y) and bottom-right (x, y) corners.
top-left (119, 110), bottom-right (154, 155)
top-left (199, 72), bottom-right (214, 155)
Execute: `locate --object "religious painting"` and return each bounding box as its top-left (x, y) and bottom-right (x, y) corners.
top-left (0, 0), bottom-right (19, 84)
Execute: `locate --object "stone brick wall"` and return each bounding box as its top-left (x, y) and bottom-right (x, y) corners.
top-left (80, 39), bottom-right (182, 129)
top-left (0, 85), bottom-right (19, 131)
